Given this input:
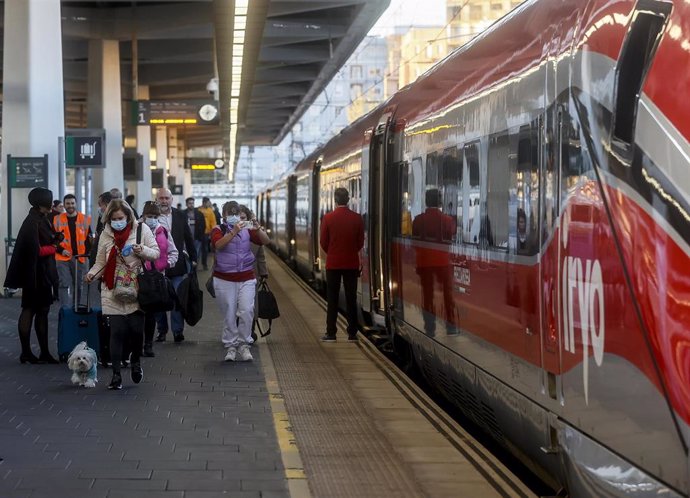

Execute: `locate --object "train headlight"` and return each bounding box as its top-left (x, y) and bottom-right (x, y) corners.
top-left (290, 239), bottom-right (296, 245)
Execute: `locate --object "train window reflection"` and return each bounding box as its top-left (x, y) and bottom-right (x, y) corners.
top-left (487, 133), bottom-right (510, 249)
top-left (441, 146), bottom-right (461, 242)
top-left (463, 142), bottom-right (481, 244)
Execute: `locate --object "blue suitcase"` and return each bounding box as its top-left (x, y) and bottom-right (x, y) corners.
top-left (57, 257), bottom-right (100, 362)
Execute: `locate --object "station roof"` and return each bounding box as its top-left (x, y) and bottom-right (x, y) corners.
top-left (16, 0), bottom-right (388, 154)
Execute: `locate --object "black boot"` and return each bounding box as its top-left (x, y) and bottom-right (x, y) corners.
top-left (108, 373), bottom-right (122, 390)
top-left (143, 342), bottom-right (155, 357)
top-left (19, 352), bottom-right (40, 364)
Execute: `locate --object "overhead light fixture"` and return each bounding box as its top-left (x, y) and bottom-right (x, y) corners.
top-left (228, 0), bottom-right (249, 179)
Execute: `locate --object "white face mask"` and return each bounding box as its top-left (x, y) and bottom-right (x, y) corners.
top-left (226, 215), bottom-right (240, 225)
top-left (145, 218), bottom-right (159, 230)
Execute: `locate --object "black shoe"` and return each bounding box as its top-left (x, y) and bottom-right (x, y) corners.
top-left (142, 344), bottom-right (155, 357)
top-left (347, 334), bottom-right (358, 343)
top-left (107, 374), bottom-right (122, 390)
top-left (38, 353), bottom-right (59, 364)
top-left (131, 363), bottom-right (143, 384)
top-left (174, 334), bottom-right (185, 343)
top-left (320, 334), bottom-right (336, 342)
top-left (19, 352), bottom-right (40, 364)
top-left (155, 333), bottom-right (166, 342)
top-left (121, 360), bottom-right (130, 369)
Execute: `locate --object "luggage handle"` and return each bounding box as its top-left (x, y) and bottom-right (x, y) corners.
top-left (72, 253), bottom-right (91, 313)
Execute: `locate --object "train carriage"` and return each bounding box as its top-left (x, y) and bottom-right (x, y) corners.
top-left (262, 0), bottom-right (690, 495)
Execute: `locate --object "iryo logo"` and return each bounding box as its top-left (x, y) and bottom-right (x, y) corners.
top-left (560, 209), bottom-right (605, 405)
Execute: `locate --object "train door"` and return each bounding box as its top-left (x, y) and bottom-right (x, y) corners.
top-left (310, 160), bottom-right (322, 278)
top-left (539, 28), bottom-right (563, 404)
top-left (286, 175), bottom-right (297, 264)
top-left (365, 111), bottom-right (394, 324)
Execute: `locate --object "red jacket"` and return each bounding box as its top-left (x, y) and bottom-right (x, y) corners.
top-left (320, 206), bottom-right (364, 270)
top-left (412, 208), bottom-right (456, 268)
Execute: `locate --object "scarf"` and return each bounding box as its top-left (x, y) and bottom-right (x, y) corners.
top-left (103, 223), bottom-right (133, 290)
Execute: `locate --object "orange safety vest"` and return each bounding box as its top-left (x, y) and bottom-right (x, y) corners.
top-left (53, 212), bottom-right (91, 263)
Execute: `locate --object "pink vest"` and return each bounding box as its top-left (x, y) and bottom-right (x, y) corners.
top-left (146, 226), bottom-right (169, 272)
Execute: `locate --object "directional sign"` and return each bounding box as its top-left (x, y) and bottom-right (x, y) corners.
top-left (133, 100), bottom-right (220, 126)
top-left (8, 155), bottom-right (48, 188)
top-left (65, 129), bottom-right (106, 168)
top-left (185, 158), bottom-right (225, 170)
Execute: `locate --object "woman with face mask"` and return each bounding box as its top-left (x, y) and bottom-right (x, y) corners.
top-left (210, 200), bottom-right (270, 362)
top-left (139, 201), bottom-right (178, 357)
top-left (85, 199), bottom-right (160, 390)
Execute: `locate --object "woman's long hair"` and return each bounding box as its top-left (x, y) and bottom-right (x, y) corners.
top-left (103, 199), bottom-right (136, 226)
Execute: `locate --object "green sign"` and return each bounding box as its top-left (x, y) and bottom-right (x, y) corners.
top-left (65, 129), bottom-right (106, 168)
top-left (8, 155), bottom-right (48, 188)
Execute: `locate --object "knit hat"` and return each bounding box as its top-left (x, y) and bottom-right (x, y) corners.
top-left (28, 187), bottom-right (53, 209)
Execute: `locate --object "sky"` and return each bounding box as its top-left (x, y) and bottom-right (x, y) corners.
top-left (369, 0), bottom-right (447, 36)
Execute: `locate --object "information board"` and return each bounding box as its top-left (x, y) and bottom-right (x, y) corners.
top-left (133, 100), bottom-right (219, 126)
top-left (8, 155), bottom-right (48, 188)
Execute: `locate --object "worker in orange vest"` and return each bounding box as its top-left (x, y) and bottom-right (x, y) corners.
top-left (53, 194), bottom-right (93, 308)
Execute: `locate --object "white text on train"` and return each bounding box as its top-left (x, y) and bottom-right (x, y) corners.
top-left (561, 256), bottom-right (605, 405)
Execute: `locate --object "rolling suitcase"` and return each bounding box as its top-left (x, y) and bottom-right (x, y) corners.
top-left (57, 255), bottom-right (100, 362)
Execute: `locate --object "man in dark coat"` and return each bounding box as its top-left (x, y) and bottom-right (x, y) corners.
top-left (4, 187), bottom-right (62, 363)
top-left (319, 187), bottom-right (364, 342)
top-left (184, 197), bottom-right (206, 267)
top-left (155, 188), bottom-right (198, 342)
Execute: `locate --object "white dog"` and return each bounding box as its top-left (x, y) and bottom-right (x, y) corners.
top-left (67, 341), bottom-right (98, 388)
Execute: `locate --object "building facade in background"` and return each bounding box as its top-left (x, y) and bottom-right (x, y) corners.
top-left (231, 0), bottom-right (525, 198)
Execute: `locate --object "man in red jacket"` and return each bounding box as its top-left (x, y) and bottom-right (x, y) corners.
top-left (319, 187), bottom-right (364, 342)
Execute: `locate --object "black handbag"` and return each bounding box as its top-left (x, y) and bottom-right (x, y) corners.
top-left (138, 266), bottom-right (176, 312)
top-left (256, 280), bottom-right (280, 337)
top-left (177, 269), bottom-right (203, 326)
top-left (135, 225), bottom-right (176, 312)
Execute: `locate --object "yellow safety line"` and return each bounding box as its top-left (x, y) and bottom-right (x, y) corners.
top-left (259, 342), bottom-right (311, 498)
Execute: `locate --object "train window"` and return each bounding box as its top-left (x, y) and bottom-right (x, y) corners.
top-left (400, 163), bottom-right (412, 236)
top-left (487, 133), bottom-right (510, 249)
top-left (463, 142), bottom-right (481, 244)
top-left (441, 146), bottom-right (461, 242)
top-left (425, 151), bottom-right (440, 189)
top-left (511, 122), bottom-right (539, 255)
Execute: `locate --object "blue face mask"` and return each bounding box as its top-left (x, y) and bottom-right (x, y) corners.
top-left (145, 218), bottom-right (159, 230)
top-left (111, 220), bottom-right (128, 231)
top-left (226, 215), bottom-right (240, 225)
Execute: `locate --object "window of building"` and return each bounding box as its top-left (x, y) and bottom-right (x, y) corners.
top-left (470, 5), bottom-right (483, 21)
top-left (350, 65), bottom-right (363, 79)
top-left (426, 45), bottom-right (433, 59)
top-left (491, 2), bottom-right (503, 11)
top-left (350, 84), bottom-right (363, 98)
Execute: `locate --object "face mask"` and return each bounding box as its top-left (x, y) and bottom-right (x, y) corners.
top-left (145, 218), bottom-right (159, 230)
top-left (226, 215), bottom-right (240, 225)
top-left (111, 220), bottom-right (127, 231)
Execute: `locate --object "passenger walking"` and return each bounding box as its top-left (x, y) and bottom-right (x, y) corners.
top-left (53, 194), bottom-right (92, 308)
top-left (185, 197), bottom-right (206, 267)
top-left (154, 188), bottom-right (197, 343)
top-left (4, 188), bottom-right (61, 364)
top-left (140, 201), bottom-right (178, 357)
top-left (319, 187), bottom-right (364, 342)
top-left (211, 201), bottom-right (270, 362)
top-left (85, 199), bottom-right (159, 389)
top-left (199, 197), bottom-right (217, 270)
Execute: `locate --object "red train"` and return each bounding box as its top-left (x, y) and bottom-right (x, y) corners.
top-left (259, 1), bottom-right (690, 495)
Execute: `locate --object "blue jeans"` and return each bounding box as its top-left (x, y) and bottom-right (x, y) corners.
top-left (154, 274), bottom-right (185, 337)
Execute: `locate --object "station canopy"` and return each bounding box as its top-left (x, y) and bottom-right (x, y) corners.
top-left (49, 0), bottom-right (389, 154)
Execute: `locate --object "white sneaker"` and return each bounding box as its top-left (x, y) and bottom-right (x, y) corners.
top-left (238, 345), bottom-right (253, 362)
top-left (224, 347), bottom-right (237, 362)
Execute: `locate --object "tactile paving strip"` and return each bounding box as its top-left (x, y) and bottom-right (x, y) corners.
top-left (266, 266), bottom-right (425, 498)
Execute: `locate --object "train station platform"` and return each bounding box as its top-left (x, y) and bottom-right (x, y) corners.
top-left (0, 252), bottom-right (536, 498)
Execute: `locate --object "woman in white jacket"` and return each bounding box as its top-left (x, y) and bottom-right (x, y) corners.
top-left (86, 199), bottom-right (159, 390)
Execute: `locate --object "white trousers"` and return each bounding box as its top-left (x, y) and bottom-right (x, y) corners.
top-left (214, 277), bottom-right (256, 348)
